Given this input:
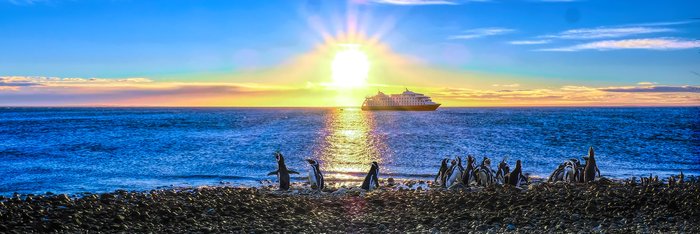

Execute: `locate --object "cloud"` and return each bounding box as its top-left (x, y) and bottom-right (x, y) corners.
top-left (599, 85), bottom-right (700, 93)
top-left (637, 82), bottom-right (657, 86)
top-left (370, 0), bottom-right (459, 5)
top-left (431, 84), bottom-right (700, 106)
top-left (448, 27), bottom-right (515, 40)
top-left (541, 27), bottom-right (674, 40)
top-left (538, 38), bottom-right (700, 51)
top-left (5, 0), bottom-right (50, 5)
top-left (536, 0), bottom-right (580, 2)
top-left (509, 40), bottom-right (551, 45)
top-left (492, 83), bottom-right (520, 88)
top-left (0, 76), bottom-right (153, 88)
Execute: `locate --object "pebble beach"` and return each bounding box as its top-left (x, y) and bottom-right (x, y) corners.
top-left (1, 179), bottom-right (698, 233)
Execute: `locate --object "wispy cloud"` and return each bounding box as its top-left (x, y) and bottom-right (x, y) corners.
top-left (448, 27), bottom-right (515, 40)
top-left (371, 0), bottom-right (459, 5)
top-left (536, 0), bottom-right (580, 2)
top-left (599, 85), bottom-right (700, 93)
top-left (539, 38), bottom-right (700, 51)
top-left (5, 0), bottom-right (50, 5)
top-left (509, 40), bottom-right (551, 45)
top-left (432, 84), bottom-right (700, 106)
top-left (492, 83), bottom-right (520, 88)
top-left (541, 26), bottom-right (674, 40)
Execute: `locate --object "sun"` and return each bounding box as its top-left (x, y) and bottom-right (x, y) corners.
top-left (331, 44), bottom-right (369, 88)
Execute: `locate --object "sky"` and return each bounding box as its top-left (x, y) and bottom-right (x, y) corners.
top-left (1, 0), bottom-right (699, 107)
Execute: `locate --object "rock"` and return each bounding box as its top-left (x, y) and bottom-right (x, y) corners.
top-left (506, 223), bottom-right (516, 231)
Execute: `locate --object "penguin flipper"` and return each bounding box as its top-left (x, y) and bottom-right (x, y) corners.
top-left (288, 170), bottom-right (300, 174)
top-left (267, 170), bottom-right (278, 176)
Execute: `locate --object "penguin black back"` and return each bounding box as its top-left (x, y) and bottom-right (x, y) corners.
top-left (507, 160), bottom-right (523, 186)
top-left (583, 147), bottom-right (598, 182)
top-left (361, 162), bottom-right (380, 190)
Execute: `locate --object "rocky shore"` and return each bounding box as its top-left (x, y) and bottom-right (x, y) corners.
top-left (1, 180), bottom-right (699, 233)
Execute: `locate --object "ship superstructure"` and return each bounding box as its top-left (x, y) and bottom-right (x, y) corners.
top-left (361, 89), bottom-right (441, 111)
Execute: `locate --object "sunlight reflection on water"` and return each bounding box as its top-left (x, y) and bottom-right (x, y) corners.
top-left (318, 108), bottom-right (387, 181)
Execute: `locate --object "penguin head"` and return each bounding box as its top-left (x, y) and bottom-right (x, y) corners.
top-left (482, 157), bottom-right (491, 166)
top-left (371, 161), bottom-right (379, 169)
top-left (588, 147), bottom-right (595, 160)
top-left (515, 160), bottom-right (522, 168)
top-left (467, 155), bottom-right (475, 164)
top-left (306, 159), bottom-right (318, 165)
top-left (441, 158), bottom-right (448, 166)
top-left (275, 152), bottom-right (285, 162)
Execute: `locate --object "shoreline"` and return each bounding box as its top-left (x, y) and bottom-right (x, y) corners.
top-left (2, 179), bottom-right (699, 232)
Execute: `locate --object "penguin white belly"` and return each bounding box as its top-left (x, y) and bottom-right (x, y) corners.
top-left (563, 167), bottom-right (574, 182)
top-left (308, 170), bottom-right (317, 187)
top-left (446, 169), bottom-right (461, 187)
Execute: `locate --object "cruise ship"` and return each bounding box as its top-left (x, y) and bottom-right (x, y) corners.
top-left (361, 89), bottom-right (441, 111)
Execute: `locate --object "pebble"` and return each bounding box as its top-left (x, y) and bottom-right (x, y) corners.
top-left (0, 181), bottom-right (697, 232)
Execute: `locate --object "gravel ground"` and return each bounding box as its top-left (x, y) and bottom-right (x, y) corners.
top-left (1, 180), bottom-right (699, 233)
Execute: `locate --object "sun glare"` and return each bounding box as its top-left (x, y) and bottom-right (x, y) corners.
top-left (331, 44), bottom-right (369, 88)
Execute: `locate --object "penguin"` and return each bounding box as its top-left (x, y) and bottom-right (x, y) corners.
top-left (548, 164), bottom-right (565, 183)
top-left (506, 160), bottom-right (526, 187)
top-left (583, 147), bottom-right (600, 182)
top-left (679, 171), bottom-right (685, 185)
top-left (495, 158), bottom-right (510, 185)
top-left (443, 159), bottom-right (457, 187)
top-left (360, 161), bottom-right (380, 190)
top-left (434, 158), bottom-right (449, 186)
top-left (267, 151), bottom-right (300, 190)
top-left (445, 157), bottom-right (464, 188)
top-left (476, 157), bottom-right (495, 186)
top-left (461, 155), bottom-right (477, 186)
top-left (305, 159), bottom-right (324, 191)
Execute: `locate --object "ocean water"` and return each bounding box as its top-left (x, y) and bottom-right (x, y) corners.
top-left (0, 107), bottom-right (698, 195)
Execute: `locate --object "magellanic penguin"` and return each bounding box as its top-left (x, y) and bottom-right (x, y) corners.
top-left (495, 158), bottom-right (510, 185)
top-left (445, 156), bottom-right (464, 188)
top-left (548, 164), bottom-right (565, 183)
top-left (583, 147), bottom-right (600, 182)
top-left (361, 161), bottom-right (380, 191)
top-left (461, 155), bottom-right (477, 186)
top-left (434, 158), bottom-right (449, 187)
top-left (267, 151), bottom-right (300, 191)
top-left (476, 157), bottom-right (495, 187)
top-left (305, 159), bottom-right (324, 191)
top-left (506, 160), bottom-right (527, 187)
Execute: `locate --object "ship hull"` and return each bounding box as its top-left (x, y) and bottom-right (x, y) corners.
top-left (361, 104), bottom-right (441, 111)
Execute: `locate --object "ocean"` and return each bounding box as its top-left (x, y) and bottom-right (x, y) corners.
top-left (0, 107), bottom-right (698, 195)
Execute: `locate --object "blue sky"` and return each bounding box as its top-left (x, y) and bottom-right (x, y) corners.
top-left (1, 0), bottom-right (699, 106)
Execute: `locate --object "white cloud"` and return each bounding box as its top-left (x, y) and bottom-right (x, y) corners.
top-left (637, 82), bottom-right (657, 86)
top-left (371, 0), bottom-right (459, 5)
top-left (538, 38), bottom-right (700, 52)
top-left (492, 83), bottom-right (520, 88)
top-left (542, 26), bottom-right (674, 40)
top-left (509, 40), bottom-right (551, 45)
top-left (537, 0), bottom-right (580, 2)
top-left (6, 0), bottom-right (49, 5)
top-left (448, 27), bottom-right (515, 40)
